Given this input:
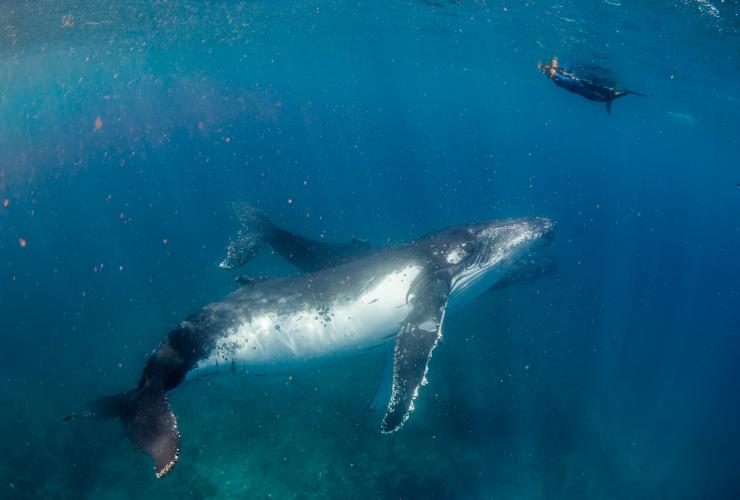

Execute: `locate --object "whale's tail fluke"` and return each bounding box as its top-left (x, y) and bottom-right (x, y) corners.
top-left (624, 89), bottom-right (652, 98)
top-left (64, 388), bottom-right (180, 478)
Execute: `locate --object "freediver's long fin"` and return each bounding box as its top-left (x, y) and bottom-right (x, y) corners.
top-left (64, 389), bottom-right (180, 479)
top-left (369, 350), bottom-right (394, 412)
top-left (625, 89), bottom-right (652, 97)
top-left (606, 89), bottom-right (651, 115)
top-left (381, 277), bottom-right (449, 433)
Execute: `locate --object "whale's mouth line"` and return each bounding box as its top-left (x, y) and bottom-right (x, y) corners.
top-left (452, 218), bottom-right (554, 294)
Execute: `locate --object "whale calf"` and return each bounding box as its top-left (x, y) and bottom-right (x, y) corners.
top-left (66, 210), bottom-right (554, 478)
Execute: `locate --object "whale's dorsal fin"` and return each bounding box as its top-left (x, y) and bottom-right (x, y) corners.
top-left (381, 277), bottom-right (449, 433)
top-left (234, 275), bottom-right (268, 287)
top-left (235, 275), bottom-right (256, 286)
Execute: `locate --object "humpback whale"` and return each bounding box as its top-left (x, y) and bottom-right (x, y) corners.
top-left (538, 58), bottom-right (650, 114)
top-left (66, 208), bottom-right (554, 478)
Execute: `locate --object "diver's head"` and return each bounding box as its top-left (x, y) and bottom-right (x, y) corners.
top-left (538, 58), bottom-right (559, 78)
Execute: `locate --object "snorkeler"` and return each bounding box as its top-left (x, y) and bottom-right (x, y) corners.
top-left (538, 57), bottom-right (650, 114)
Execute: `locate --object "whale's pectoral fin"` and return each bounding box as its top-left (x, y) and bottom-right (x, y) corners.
top-left (381, 278), bottom-right (449, 433)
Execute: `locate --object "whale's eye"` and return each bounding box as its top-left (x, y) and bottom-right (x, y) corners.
top-left (446, 246), bottom-right (468, 264)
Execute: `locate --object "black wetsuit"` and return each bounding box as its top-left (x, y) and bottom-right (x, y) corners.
top-left (547, 66), bottom-right (646, 113)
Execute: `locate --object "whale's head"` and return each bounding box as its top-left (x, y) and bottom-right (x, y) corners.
top-left (417, 217), bottom-right (554, 308)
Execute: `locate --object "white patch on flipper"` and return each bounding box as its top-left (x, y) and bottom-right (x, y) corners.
top-left (418, 320), bottom-right (437, 332)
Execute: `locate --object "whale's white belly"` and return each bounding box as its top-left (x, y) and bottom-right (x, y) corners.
top-left (188, 265), bottom-right (422, 378)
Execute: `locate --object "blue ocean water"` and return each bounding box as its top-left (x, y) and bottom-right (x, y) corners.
top-left (1, 0), bottom-right (739, 498)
